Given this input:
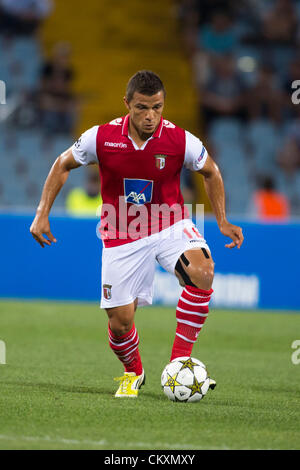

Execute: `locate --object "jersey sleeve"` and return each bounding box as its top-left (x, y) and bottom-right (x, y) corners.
top-left (71, 126), bottom-right (99, 166)
top-left (184, 130), bottom-right (208, 171)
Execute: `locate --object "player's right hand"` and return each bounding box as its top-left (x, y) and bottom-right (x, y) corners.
top-left (219, 220), bottom-right (244, 249)
top-left (30, 215), bottom-right (57, 248)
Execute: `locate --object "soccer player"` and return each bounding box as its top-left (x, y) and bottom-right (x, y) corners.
top-left (30, 70), bottom-right (244, 398)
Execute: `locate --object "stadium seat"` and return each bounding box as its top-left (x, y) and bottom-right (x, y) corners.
top-left (209, 118), bottom-right (243, 143)
top-left (209, 118), bottom-right (245, 159)
top-left (214, 139), bottom-right (253, 215)
top-left (216, 139), bottom-right (249, 173)
top-left (0, 36), bottom-right (41, 93)
top-left (0, 61), bottom-right (10, 88)
top-left (11, 37), bottom-right (41, 61)
top-left (274, 168), bottom-right (300, 206)
top-left (52, 136), bottom-right (74, 156)
top-left (246, 120), bottom-right (283, 175)
top-left (2, 177), bottom-right (27, 206)
top-left (271, 47), bottom-right (295, 80)
top-left (15, 130), bottom-right (43, 154)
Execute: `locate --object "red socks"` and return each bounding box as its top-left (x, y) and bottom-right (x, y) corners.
top-left (108, 286), bottom-right (212, 372)
top-left (170, 285), bottom-right (213, 361)
top-left (108, 323), bottom-right (143, 375)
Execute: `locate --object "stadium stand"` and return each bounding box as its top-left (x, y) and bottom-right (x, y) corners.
top-left (0, 2), bottom-right (84, 210)
top-left (0, 0), bottom-right (199, 212)
top-left (1, 0), bottom-right (300, 217)
top-left (177, 0), bottom-right (300, 217)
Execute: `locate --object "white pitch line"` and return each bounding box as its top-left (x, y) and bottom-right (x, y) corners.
top-left (0, 434), bottom-right (231, 450)
top-left (0, 434), bottom-right (107, 447)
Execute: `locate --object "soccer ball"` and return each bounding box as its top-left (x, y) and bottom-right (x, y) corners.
top-left (161, 356), bottom-right (210, 403)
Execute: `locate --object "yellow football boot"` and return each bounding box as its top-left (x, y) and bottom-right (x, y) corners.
top-left (114, 370), bottom-right (145, 398)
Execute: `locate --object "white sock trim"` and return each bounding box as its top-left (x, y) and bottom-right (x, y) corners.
top-left (183, 287), bottom-right (211, 299)
top-left (177, 318), bottom-right (204, 328)
top-left (117, 345), bottom-right (139, 360)
top-left (175, 332), bottom-right (196, 343)
top-left (179, 297), bottom-right (209, 307)
top-left (108, 330), bottom-right (137, 347)
top-left (112, 337), bottom-right (140, 355)
top-left (177, 306), bottom-right (208, 317)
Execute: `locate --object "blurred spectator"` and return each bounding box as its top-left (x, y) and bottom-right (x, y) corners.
top-left (199, 54), bottom-right (247, 130)
top-left (176, 0), bottom-right (200, 57)
top-left (246, 64), bottom-right (282, 124)
top-left (282, 111), bottom-right (300, 158)
top-left (261, 0), bottom-right (298, 46)
top-left (38, 42), bottom-right (78, 135)
top-left (196, 0), bottom-right (231, 27)
top-left (0, 0), bottom-right (52, 36)
top-left (252, 175), bottom-right (290, 221)
top-left (66, 169), bottom-right (102, 217)
top-left (179, 0), bottom-right (300, 216)
top-left (278, 135), bottom-right (300, 173)
top-left (239, 0), bottom-right (298, 48)
top-left (197, 9), bottom-right (238, 55)
top-left (276, 120), bottom-right (300, 214)
top-left (177, 1), bottom-right (234, 57)
top-left (234, 0), bottom-right (264, 31)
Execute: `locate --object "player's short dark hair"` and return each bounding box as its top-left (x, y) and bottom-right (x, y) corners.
top-left (126, 70), bottom-right (166, 102)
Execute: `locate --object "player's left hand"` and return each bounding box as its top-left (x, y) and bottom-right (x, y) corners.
top-left (219, 220), bottom-right (244, 249)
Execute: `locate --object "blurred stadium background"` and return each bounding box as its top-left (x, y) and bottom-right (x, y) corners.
top-left (0, 0), bottom-right (300, 452)
top-left (0, 0), bottom-right (299, 310)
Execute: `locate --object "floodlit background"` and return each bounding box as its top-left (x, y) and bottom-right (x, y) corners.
top-left (0, 0), bottom-right (299, 309)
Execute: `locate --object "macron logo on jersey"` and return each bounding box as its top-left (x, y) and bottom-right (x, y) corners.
top-left (104, 141), bottom-right (127, 149)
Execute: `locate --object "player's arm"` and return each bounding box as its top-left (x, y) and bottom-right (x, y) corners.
top-left (30, 125), bottom-right (99, 247)
top-left (198, 155), bottom-right (244, 249)
top-left (30, 149), bottom-right (81, 247)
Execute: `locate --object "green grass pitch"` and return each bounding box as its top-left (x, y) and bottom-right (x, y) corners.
top-left (0, 300), bottom-right (299, 450)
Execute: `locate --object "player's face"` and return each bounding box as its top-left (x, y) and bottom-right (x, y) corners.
top-left (124, 91), bottom-right (165, 137)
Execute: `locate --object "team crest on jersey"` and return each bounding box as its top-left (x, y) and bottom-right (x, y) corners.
top-left (124, 178), bottom-right (153, 205)
top-left (103, 284), bottom-right (112, 300)
top-left (154, 154), bottom-right (167, 170)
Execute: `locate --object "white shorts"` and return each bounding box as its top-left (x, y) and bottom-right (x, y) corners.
top-left (100, 218), bottom-right (210, 309)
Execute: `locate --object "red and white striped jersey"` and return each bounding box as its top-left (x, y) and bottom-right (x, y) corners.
top-left (71, 114), bottom-right (208, 247)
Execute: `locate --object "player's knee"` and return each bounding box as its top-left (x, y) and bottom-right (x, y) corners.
top-left (106, 308), bottom-right (134, 336)
top-left (188, 260), bottom-right (214, 290)
top-left (109, 318), bottom-right (133, 337)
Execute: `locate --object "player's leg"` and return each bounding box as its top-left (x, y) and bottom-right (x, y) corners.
top-left (171, 247), bottom-right (217, 389)
top-left (106, 299), bottom-right (143, 376)
top-left (100, 239), bottom-right (156, 397)
top-left (171, 247), bottom-right (214, 360)
top-left (106, 300), bottom-right (145, 397)
top-left (156, 220), bottom-right (216, 386)
top-left (106, 298), bottom-right (137, 336)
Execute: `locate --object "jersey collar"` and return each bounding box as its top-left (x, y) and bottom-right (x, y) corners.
top-left (122, 114), bottom-right (164, 139)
